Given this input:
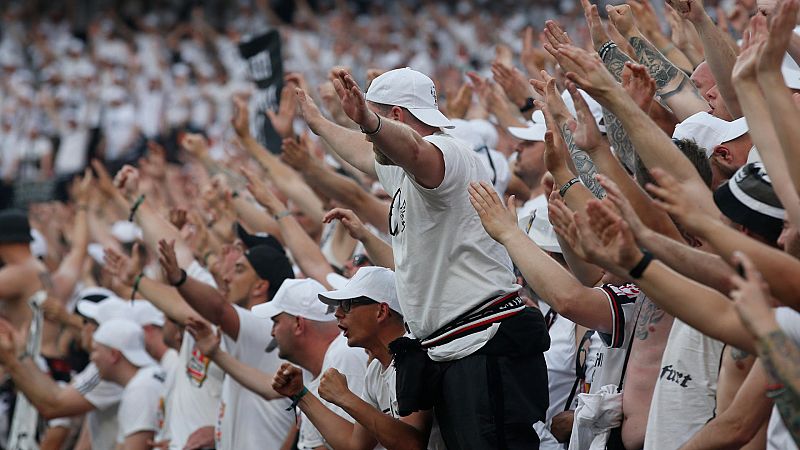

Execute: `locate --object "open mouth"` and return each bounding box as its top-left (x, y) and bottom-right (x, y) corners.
top-left (338, 324), bottom-right (349, 337)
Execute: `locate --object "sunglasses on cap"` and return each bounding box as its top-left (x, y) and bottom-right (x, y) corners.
top-left (339, 296), bottom-right (378, 313)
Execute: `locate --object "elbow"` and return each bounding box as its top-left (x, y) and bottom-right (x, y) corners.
top-left (39, 403), bottom-right (64, 420)
top-left (716, 417), bottom-right (759, 448)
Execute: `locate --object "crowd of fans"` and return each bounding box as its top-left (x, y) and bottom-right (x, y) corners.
top-left (1, 0), bottom-right (800, 449)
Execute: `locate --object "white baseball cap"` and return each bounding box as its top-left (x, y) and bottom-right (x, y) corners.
top-left (93, 318), bottom-right (157, 367)
top-left (318, 267), bottom-right (402, 315)
top-left (673, 112), bottom-right (749, 157)
top-left (78, 296), bottom-right (131, 323)
top-left (131, 300), bottom-right (165, 327)
top-left (562, 88), bottom-right (606, 133)
top-left (252, 278), bottom-right (334, 322)
top-left (518, 204), bottom-right (562, 254)
top-left (365, 67), bottom-right (454, 129)
top-left (326, 273), bottom-right (350, 290)
top-left (508, 122), bottom-right (547, 142)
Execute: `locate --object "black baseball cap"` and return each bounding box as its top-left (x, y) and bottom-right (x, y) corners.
top-left (236, 222), bottom-right (285, 254)
top-left (714, 162), bottom-right (784, 244)
top-left (244, 245), bottom-right (294, 297)
top-left (0, 209), bottom-right (32, 244)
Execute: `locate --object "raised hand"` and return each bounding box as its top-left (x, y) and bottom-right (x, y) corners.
top-left (296, 88), bottom-right (328, 135)
top-left (318, 368), bottom-right (352, 405)
top-left (157, 239), bottom-right (184, 285)
top-left (104, 244), bottom-right (142, 287)
top-left (605, 5), bottom-right (637, 38)
top-left (548, 192), bottom-right (586, 258)
top-left (621, 62), bottom-right (656, 112)
top-left (366, 68), bottom-right (386, 90)
top-left (447, 82), bottom-right (473, 119)
top-left (557, 45), bottom-right (620, 101)
top-left (74, 168), bottom-right (93, 206)
top-left (169, 207), bottom-right (188, 231)
top-left (90, 159), bottom-right (117, 199)
top-left (596, 174), bottom-right (650, 239)
top-left (142, 141), bottom-right (168, 180)
top-left (181, 133), bottom-right (210, 158)
top-left (231, 95), bottom-right (251, 139)
top-left (185, 317), bottom-right (220, 358)
top-left (566, 82), bottom-right (603, 151)
top-left (0, 319), bottom-right (20, 365)
top-left (729, 251), bottom-right (778, 337)
top-left (285, 72), bottom-right (311, 95)
top-left (574, 200), bottom-right (642, 277)
top-left (629, 0), bottom-right (666, 37)
top-left (113, 164), bottom-right (141, 201)
top-left (581, 0), bottom-right (611, 50)
top-left (665, 0), bottom-right (707, 24)
top-left (266, 84), bottom-right (298, 139)
top-left (332, 69), bottom-right (377, 130)
top-left (322, 208), bottom-right (368, 241)
top-left (757, 0), bottom-right (800, 76)
top-left (731, 15), bottom-right (768, 85)
top-left (492, 62), bottom-right (534, 107)
top-left (645, 168), bottom-right (712, 233)
top-left (468, 181), bottom-right (520, 245)
top-left (520, 26), bottom-right (546, 77)
top-left (280, 134), bottom-right (314, 172)
top-left (241, 167), bottom-right (286, 215)
top-left (272, 362), bottom-right (305, 398)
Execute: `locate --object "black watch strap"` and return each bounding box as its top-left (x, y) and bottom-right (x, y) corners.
top-left (519, 97), bottom-right (535, 113)
top-left (629, 250), bottom-right (654, 279)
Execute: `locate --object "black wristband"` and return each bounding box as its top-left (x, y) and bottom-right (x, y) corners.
top-left (559, 177), bottom-right (581, 198)
top-left (172, 269), bottom-right (188, 287)
top-left (629, 250), bottom-right (654, 279)
top-left (131, 273), bottom-right (144, 300)
top-left (128, 194), bottom-right (145, 222)
top-left (519, 97), bottom-right (535, 113)
top-left (360, 112), bottom-right (382, 136)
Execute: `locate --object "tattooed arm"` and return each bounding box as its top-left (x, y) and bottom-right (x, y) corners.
top-left (559, 123), bottom-right (606, 198)
top-left (601, 109), bottom-right (635, 173)
top-left (756, 328), bottom-right (800, 446)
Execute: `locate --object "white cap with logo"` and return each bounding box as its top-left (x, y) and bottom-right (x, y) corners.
top-left (673, 112), bottom-right (749, 157)
top-left (252, 278), bottom-right (334, 322)
top-left (365, 67), bottom-right (453, 129)
top-left (518, 204), bottom-right (562, 254)
top-left (93, 318), bottom-right (158, 367)
top-left (318, 266), bottom-right (402, 315)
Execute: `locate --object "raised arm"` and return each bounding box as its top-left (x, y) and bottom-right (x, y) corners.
top-left (295, 88), bottom-right (377, 177)
top-left (469, 181), bottom-right (616, 333)
top-left (606, 5), bottom-right (708, 121)
top-left (242, 169), bottom-right (335, 288)
top-left (158, 239), bottom-right (242, 339)
top-left (51, 171), bottom-right (92, 302)
top-left (323, 209), bottom-right (394, 270)
top-left (282, 136), bottom-right (390, 234)
top-left (670, 0), bottom-right (742, 118)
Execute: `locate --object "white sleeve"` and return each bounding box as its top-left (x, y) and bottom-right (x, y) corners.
top-left (186, 260), bottom-right (218, 289)
top-left (221, 306), bottom-right (271, 360)
top-left (408, 134), bottom-right (473, 207)
top-left (72, 364), bottom-right (123, 410)
top-left (775, 307), bottom-right (800, 343)
top-left (118, 383), bottom-right (162, 438)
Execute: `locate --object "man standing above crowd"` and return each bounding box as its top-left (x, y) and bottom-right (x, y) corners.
top-left (298, 67), bottom-right (551, 448)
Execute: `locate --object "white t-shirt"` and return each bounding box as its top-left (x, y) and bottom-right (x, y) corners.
top-left (374, 133), bottom-right (518, 361)
top-left (298, 334), bottom-right (369, 450)
top-left (216, 306), bottom-right (293, 450)
top-left (155, 348), bottom-right (179, 443)
top-left (72, 362), bottom-right (122, 450)
top-left (643, 319), bottom-right (724, 450)
top-left (768, 308), bottom-right (800, 450)
top-left (54, 127), bottom-right (89, 175)
top-left (363, 358), bottom-right (445, 450)
top-left (116, 365), bottom-right (166, 443)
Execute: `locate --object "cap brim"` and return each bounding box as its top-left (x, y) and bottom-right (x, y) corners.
top-left (251, 301), bottom-right (284, 319)
top-left (325, 273), bottom-right (349, 290)
top-left (407, 108), bottom-right (454, 128)
top-left (318, 287), bottom-right (364, 305)
top-left (124, 349), bottom-right (158, 368)
top-left (77, 301), bottom-right (100, 320)
top-left (508, 124), bottom-right (546, 142)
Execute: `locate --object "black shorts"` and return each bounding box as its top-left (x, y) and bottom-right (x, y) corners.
top-left (392, 307), bottom-right (551, 450)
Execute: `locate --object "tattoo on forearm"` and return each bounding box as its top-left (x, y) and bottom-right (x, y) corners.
top-left (658, 76), bottom-right (705, 103)
top-left (602, 109), bottom-right (636, 173)
top-left (634, 298), bottom-right (666, 341)
top-left (627, 36), bottom-right (703, 104)
top-left (757, 330), bottom-right (800, 445)
top-left (559, 123), bottom-right (606, 198)
top-left (601, 46), bottom-right (634, 82)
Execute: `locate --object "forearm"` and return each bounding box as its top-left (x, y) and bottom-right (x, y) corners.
top-left (601, 43), bottom-right (635, 81)
top-left (133, 202), bottom-right (195, 268)
top-left (275, 216), bottom-right (334, 286)
top-left (504, 232), bottom-right (612, 332)
top-left (51, 210), bottom-right (89, 301)
top-left (647, 30), bottom-right (695, 75)
top-left (627, 34), bottom-right (707, 121)
top-left (314, 120), bottom-right (377, 177)
top-left (694, 15), bottom-right (742, 118)
top-left (304, 164), bottom-right (390, 234)
top-left (640, 228), bottom-right (734, 292)
top-left (759, 73), bottom-right (800, 207)
top-left (5, 357), bottom-right (64, 414)
top-left (232, 197), bottom-right (282, 240)
top-left (137, 278), bottom-right (197, 325)
top-left (298, 393), bottom-right (364, 450)
top-left (602, 109), bottom-right (636, 172)
top-left (755, 328), bottom-right (800, 444)
top-left (211, 350), bottom-right (280, 400)
top-left (559, 125), bottom-right (605, 198)
top-left (734, 85), bottom-right (800, 227)
top-left (360, 232), bottom-right (394, 270)
top-left (336, 392), bottom-right (428, 450)
top-left (176, 277), bottom-right (228, 327)
top-left (637, 261), bottom-right (755, 353)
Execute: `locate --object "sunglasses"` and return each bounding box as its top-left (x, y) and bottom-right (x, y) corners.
top-left (339, 296), bottom-right (378, 313)
top-left (352, 254), bottom-right (371, 267)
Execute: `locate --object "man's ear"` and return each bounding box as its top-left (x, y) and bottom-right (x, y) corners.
top-left (390, 105), bottom-right (404, 122)
top-left (253, 279), bottom-right (270, 300)
top-left (711, 145), bottom-right (732, 163)
top-left (294, 316), bottom-right (305, 336)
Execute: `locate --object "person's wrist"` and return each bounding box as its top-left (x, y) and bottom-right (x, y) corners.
top-left (626, 248), bottom-right (650, 277)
